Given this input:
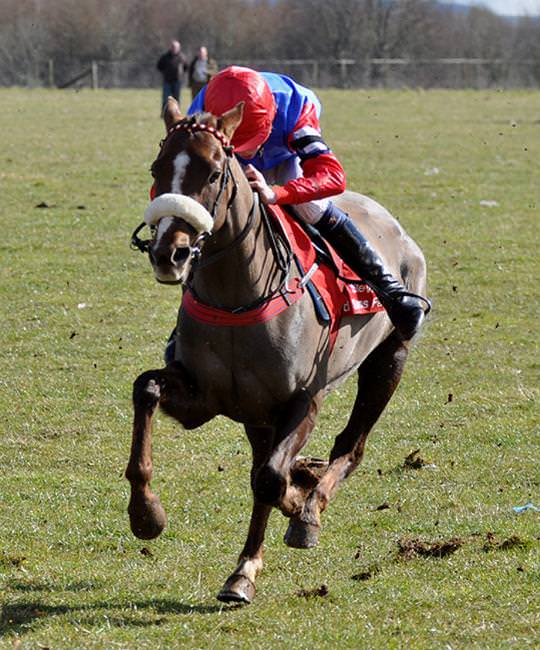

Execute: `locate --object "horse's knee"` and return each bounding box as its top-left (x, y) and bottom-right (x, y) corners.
top-left (254, 465), bottom-right (287, 506)
top-left (133, 372), bottom-right (162, 408)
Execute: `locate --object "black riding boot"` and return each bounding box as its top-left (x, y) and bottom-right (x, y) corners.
top-left (315, 203), bottom-right (430, 340)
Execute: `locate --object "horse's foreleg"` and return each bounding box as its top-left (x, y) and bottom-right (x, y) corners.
top-left (289, 334), bottom-right (410, 548)
top-left (125, 370), bottom-right (168, 540)
top-left (218, 425), bottom-right (274, 604)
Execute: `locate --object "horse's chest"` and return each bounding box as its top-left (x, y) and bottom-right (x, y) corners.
top-left (179, 327), bottom-right (302, 417)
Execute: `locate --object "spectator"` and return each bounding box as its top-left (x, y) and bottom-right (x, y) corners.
top-left (188, 46), bottom-right (218, 100)
top-left (156, 39), bottom-right (187, 111)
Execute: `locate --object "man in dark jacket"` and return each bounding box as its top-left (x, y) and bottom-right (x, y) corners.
top-left (188, 46), bottom-right (218, 100)
top-left (156, 40), bottom-right (187, 111)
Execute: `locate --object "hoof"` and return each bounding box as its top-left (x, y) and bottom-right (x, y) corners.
top-left (217, 574), bottom-right (255, 605)
top-left (128, 492), bottom-right (167, 540)
top-left (284, 517), bottom-right (320, 549)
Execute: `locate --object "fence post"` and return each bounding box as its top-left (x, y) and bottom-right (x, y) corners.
top-left (339, 59), bottom-right (347, 88)
top-left (312, 60), bottom-right (319, 87)
top-left (48, 59), bottom-right (55, 87)
top-left (91, 61), bottom-right (99, 89)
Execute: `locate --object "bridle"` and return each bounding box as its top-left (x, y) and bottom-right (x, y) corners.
top-left (130, 118), bottom-right (294, 311)
top-left (130, 117), bottom-right (238, 258)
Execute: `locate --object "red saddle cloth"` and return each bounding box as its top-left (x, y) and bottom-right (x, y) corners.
top-left (181, 204), bottom-right (385, 350)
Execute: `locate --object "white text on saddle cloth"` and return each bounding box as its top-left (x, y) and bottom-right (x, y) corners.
top-left (342, 282), bottom-right (385, 315)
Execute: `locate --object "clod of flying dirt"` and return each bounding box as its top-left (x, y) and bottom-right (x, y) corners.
top-left (69, 331), bottom-right (77, 339)
top-left (375, 502), bottom-right (390, 511)
top-left (140, 547), bottom-right (153, 557)
top-left (217, 465), bottom-right (225, 472)
top-left (290, 457), bottom-right (328, 489)
top-left (397, 537), bottom-right (464, 560)
top-left (403, 449), bottom-right (429, 469)
top-left (296, 584), bottom-right (329, 598)
top-left (446, 393), bottom-right (453, 403)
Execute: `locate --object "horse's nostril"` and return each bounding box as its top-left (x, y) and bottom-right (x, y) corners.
top-left (172, 247), bottom-right (190, 265)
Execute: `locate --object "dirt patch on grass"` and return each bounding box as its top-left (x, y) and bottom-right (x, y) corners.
top-left (397, 537), bottom-right (465, 560)
top-left (296, 584), bottom-right (329, 598)
top-left (483, 533), bottom-right (531, 552)
top-left (0, 554), bottom-right (26, 569)
top-left (352, 565), bottom-right (380, 581)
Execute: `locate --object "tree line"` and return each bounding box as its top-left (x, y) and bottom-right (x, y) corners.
top-left (1, 0), bottom-right (539, 87)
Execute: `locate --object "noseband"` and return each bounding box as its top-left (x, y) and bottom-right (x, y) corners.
top-left (130, 118), bottom-right (238, 256)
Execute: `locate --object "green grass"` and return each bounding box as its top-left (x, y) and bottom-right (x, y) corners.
top-left (0, 87), bottom-right (538, 649)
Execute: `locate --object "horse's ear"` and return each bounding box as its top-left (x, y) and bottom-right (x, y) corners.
top-left (218, 102), bottom-right (245, 139)
top-left (163, 97), bottom-right (183, 131)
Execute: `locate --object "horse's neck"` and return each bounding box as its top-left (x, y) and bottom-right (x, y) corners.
top-left (190, 188), bottom-right (283, 309)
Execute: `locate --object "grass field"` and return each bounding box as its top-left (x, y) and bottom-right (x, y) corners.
top-left (0, 87), bottom-right (538, 649)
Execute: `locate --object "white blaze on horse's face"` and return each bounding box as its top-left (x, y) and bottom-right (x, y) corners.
top-left (171, 152), bottom-right (190, 194)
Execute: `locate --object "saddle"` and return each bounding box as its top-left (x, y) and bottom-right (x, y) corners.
top-left (269, 204), bottom-right (384, 315)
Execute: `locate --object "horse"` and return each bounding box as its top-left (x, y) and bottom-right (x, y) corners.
top-left (125, 97), bottom-right (429, 604)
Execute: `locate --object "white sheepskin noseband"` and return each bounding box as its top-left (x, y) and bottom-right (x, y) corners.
top-left (144, 193), bottom-right (214, 234)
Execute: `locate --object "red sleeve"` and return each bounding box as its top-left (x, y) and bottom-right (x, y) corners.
top-left (272, 102), bottom-right (346, 205)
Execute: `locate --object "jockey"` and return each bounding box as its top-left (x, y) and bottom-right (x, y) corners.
top-left (188, 66), bottom-right (429, 342)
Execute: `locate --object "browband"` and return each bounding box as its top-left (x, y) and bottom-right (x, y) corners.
top-left (166, 120), bottom-right (233, 154)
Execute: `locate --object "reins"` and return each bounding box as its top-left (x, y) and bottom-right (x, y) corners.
top-left (188, 193), bottom-right (294, 314)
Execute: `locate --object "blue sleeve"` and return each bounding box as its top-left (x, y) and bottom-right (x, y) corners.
top-left (188, 87), bottom-right (207, 115)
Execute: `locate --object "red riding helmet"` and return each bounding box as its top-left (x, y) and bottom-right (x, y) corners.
top-left (204, 66), bottom-right (276, 154)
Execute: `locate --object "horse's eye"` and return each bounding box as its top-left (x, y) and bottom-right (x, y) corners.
top-left (209, 170), bottom-right (221, 184)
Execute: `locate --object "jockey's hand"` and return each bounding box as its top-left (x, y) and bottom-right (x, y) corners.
top-left (244, 164), bottom-right (277, 204)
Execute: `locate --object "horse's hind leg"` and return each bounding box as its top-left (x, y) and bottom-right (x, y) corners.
top-left (218, 425), bottom-right (274, 604)
top-left (288, 333), bottom-right (410, 547)
top-left (125, 370), bottom-right (169, 539)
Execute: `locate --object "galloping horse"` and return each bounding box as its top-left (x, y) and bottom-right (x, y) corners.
top-left (126, 98), bottom-right (428, 604)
